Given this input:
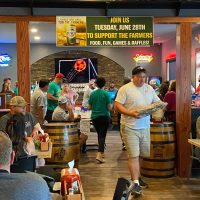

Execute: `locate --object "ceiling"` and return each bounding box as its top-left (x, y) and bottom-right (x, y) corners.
top-left (0, 0), bottom-right (200, 16)
top-left (0, 0), bottom-right (200, 44)
top-left (0, 0), bottom-right (200, 9)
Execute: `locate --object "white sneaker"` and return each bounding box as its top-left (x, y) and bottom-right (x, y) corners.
top-left (96, 152), bottom-right (105, 163)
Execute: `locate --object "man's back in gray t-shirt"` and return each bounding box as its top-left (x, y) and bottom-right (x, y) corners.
top-left (0, 172), bottom-right (51, 200)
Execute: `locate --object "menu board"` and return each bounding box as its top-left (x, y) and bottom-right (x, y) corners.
top-left (56, 16), bottom-right (153, 47)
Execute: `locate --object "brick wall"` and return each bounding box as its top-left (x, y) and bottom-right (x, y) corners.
top-left (31, 50), bottom-right (125, 87)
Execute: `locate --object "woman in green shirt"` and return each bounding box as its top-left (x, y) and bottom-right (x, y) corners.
top-left (88, 77), bottom-right (112, 163)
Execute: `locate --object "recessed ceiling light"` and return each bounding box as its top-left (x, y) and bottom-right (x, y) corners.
top-left (31, 28), bottom-right (38, 33)
top-left (34, 36), bottom-right (40, 40)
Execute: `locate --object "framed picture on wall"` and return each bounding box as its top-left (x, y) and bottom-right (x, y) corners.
top-left (55, 58), bottom-right (98, 83)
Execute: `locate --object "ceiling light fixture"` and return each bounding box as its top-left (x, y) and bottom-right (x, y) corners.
top-left (31, 28), bottom-right (38, 33)
top-left (34, 36), bottom-right (40, 40)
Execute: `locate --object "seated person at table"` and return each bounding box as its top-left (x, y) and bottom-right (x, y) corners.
top-left (0, 96), bottom-right (39, 137)
top-left (52, 96), bottom-right (88, 150)
top-left (52, 96), bottom-right (74, 122)
top-left (0, 131), bottom-right (51, 200)
top-left (6, 113), bottom-right (46, 167)
top-left (163, 80), bottom-right (176, 123)
top-left (6, 113), bottom-right (35, 158)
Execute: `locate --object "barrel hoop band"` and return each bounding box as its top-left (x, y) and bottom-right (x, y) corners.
top-left (44, 125), bottom-right (77, 129)
top-left (141, 167), bottom-right (175, 171)
top-left (150, 123), bottom-right (174, 127)
top-left (143, 158), bottom-right (175, 162)
top-left (150, 131), bottom-right (174, 134)
top-left (151, 141), bottom-right (175, 145)
top-left (141, 174), bottom-right (175, 178)
top-left (48, 132), bottom-right (78, 136)
top-left (53, 142), bottom-right (79, 147)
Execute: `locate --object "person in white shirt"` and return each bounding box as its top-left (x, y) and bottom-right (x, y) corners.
top-left (82, 79), bottom-right (96, 107)
top-left (31, 79), bottom-right (49, 125)
top-left (52, 96), bottom-right (74, 122)
top-left (115, 66), bottom-right (160, 196)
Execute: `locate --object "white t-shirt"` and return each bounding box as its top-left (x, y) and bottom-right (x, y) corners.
top-left (82, 87), bottom-right (93, 107)
top-left (115, 82), bottom-right (160, 129)
top-left (52, 106), bottom-right (69, 121)
top-left (31, 88), bottom-right (47, 123)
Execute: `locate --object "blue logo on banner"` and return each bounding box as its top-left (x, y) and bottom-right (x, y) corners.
top-left (0, 54), bottom-right (11, 67)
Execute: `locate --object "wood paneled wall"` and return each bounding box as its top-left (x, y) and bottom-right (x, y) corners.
top-left (16, 20), bottom-right (30, 106)
top-left (176, 23), bottom-right (192, 177)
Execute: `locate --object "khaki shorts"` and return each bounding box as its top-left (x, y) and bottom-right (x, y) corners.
top-left (121, 125), bottom-right (150, 158)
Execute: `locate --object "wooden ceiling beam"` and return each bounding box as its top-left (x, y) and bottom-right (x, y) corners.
top-left (1, 16), bottom-right (200, 24)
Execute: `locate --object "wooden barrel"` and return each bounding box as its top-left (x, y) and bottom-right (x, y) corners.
top-left (44, 122), bottom-right (80, 164)
top-left (141, 122), bottom-right (175, 178)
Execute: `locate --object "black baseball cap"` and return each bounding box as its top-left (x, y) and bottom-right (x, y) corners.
top-left (132, 66), bottom-right (146, 75)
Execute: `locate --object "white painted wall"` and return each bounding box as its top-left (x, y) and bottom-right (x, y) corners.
top-left (161, 37), bottom-right (176, 81)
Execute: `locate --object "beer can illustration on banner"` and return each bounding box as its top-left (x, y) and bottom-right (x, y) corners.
top-left (56, 16), bottom-right (86, 47)
top-left (67, 24), bottom-right (76, 45)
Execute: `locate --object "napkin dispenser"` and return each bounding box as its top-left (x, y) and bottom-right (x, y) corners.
top-left (61, 168), bottom-right (80, 196)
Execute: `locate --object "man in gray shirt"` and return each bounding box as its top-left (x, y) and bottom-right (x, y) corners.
top-left (52, 96), bottom-right (74, 122)
top-left (0, 131), bottom-right (51, 200)
top-left (31, 79), bottom-right (49, 125)
top-left (0, 96), bottom-right (38, 136)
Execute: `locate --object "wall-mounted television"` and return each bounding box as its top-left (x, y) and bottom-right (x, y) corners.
top-left (108, 91), bottom-right (117, 101)
top-left (55, 58), bottom-right (98, 83)
top-left (147, 76), bottom-right (162, 86)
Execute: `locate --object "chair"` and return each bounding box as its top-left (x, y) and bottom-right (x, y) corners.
top-left (10, 155), bottom-right (59, 192)
top-left (10, 155), bottom-right (37, 173)
top-left (187, 133), bottom-right (200, 180)
top-left (113, 178), bottom-right (134, 200)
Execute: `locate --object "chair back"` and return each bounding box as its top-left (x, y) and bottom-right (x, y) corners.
top-left (113, 178), bottom-right (133, 200)
top-left (10, 155), bottom-right (37, 173)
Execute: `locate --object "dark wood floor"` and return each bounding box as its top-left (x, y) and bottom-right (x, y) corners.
top-left (79, 131), bottom-right (200, 200)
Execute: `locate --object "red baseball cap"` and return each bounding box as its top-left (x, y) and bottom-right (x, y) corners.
top-left (55, 73), bottom-right (64, 79)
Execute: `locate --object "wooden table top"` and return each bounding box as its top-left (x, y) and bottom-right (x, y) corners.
top-left (188, 139), bottom-right (200, 148)
top-left (35, 142), bottom-right (52, 159)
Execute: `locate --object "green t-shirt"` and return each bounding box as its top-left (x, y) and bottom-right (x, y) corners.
top-left (13, 87), bottom-right (18, 96)
top-left (88, 89), bottom-right (111, 120)
top-left (47, 81), bottom-right (61, 111)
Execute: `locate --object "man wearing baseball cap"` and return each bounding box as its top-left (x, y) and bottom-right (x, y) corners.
top-left (45, 73), bottom-right (64, 122)
top-left (52, 96), bottom-right (74, 122)
top-left (0, 96), bottom-right (38, 137)
top-left (115, 66), bottom-right (160, 196)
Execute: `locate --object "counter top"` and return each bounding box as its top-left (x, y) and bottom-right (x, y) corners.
top-left (188, 139), bottom-right (200, 148)
top-left (0, 109), bottom-right (10, 112)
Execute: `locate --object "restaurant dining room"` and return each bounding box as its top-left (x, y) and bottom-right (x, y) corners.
top-left (1, 0), bottom-right (200, 200)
